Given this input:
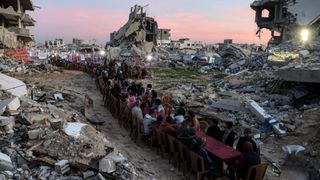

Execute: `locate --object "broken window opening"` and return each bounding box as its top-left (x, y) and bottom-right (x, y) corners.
top-left (146, 34), bottom-right (154, 42)
top-left (262, 9), bottom-right (270, 18)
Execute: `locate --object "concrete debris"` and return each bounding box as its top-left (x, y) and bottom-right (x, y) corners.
top-left (63, 122), bottom-right (88, 138)
top-left (0, 152), bottom-right (13, 171)
top-left (282, 145), bottom-right (306, 155)
top-left (0, 70), bottom-right (135, 179)
top-left (247, 99), bottom-right (286, 136)
top-left (210, 99), bottom-right (246, 112)
top-left (54, 93), bottom-right (64, 101)
top-left (0, 97), bottom-right (20, 115)
top-left (0, 73), bottom-right (27, 97)
top-left (55, 160), bottom-right (70, 175)
top-left (99, 158), bottom-right (116, 173)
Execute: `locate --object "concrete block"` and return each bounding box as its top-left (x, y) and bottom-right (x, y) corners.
top-left (55, 160), bottom-right (70, 175)
top-left (105, 154), bottom-right (127, 164)
top-left (0, 116), bottom-right (14, 126)
top-left (82, 171), bottom-right (95, 179)
top-left (99, 158), bottom-right (116, 173)
top-left (0, 97), bottom-right (20, 115)
top-left (49, 118), bottom-right (64, 130)
top-left (247, 100), bottom-right (270, 122)
top-left (299, 50), bottom-right (310, 58)
top-left (210, 99), bottom-right (245, 112)
top-left (97, 173), bottom-right (106, 180)
top-left (0, 73), bottom-right (27, 97)
top-left (19, 113), bottom-right (50, 125)
top-left (0, 152), bottom-right (13, 171)
top-left (28, 129), bottom-right (43, 140)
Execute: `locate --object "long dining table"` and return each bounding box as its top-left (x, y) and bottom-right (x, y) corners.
top-left (196, 131), bottom-right (241, 162)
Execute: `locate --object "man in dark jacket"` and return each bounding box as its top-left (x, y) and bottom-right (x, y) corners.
top-left (221, 121), bottom-right (235, 147)
top-left (206, 119), bottom-right (223, 141)
top-left (237, 142), bottom-right (261, 180)
top-left (236, 128), bottom-right (259, 154)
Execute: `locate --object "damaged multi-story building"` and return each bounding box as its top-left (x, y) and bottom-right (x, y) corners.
top-left (250, 0), bottom-right (297, 44)
top-left (251, 0), bottom-right (320, 44)
top-left (0, 0), bottom-right (36, 49)
top-left (107, 4), bottom-right (158, 54)
top-left (157, 28), bottom-right (171, 47)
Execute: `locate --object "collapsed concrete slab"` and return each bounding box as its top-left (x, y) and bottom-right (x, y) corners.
top-left (0, 73), bottom-right (27, 97)
top-left (210, 99), bottom-right (246, 112)
top-left (276, 68), bottom-right (320, 83)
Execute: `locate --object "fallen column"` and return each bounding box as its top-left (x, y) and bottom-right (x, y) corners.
top-left (247, 99), bottom-right (286, 136)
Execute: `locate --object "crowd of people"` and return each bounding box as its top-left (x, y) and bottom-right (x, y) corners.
top-left (51, 58), bottom-right (263, 180)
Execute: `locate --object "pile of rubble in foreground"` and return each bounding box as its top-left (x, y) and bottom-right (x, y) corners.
top-left (0, 59), bottom-right (137, 180)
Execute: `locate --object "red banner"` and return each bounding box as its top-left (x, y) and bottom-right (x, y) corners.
top-left (4, 48), bottom-right (30, 62)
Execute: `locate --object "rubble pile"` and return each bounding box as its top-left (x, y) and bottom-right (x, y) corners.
top-left (146, 35), bottom-right (320, 179)
top-left (272, 36), bottom-right (320, 70)
top-left (0, 62), bottom-right (137, 179)
top-left (0, 54), bottom-right (61, 74)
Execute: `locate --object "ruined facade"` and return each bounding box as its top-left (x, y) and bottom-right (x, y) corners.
top-left (251, 0), bottom-right (296, 44)
top-left (45, 39), bottom-right (64, 49)
top-left (108, 5), bottom-right (158, 51)
top-left (0, 0), bottom-right (35, 49)
top-left (156, 28), bottom-right (171, 47)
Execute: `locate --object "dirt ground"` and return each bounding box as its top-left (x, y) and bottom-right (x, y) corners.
top-left (11, 69), bottom-right (319, 180)
top-left (13, 70), bottom-right (186, 180)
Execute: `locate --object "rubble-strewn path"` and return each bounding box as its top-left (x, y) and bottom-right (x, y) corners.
top-left (15, 70), bottom-right (185, 179)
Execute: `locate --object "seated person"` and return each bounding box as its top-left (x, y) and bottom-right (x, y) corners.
top-left (152, 98), bottom-right (165, 114)
top-left (190, 136), bottom-right (216, 170)
top-left (222, 121), bottom-right (235, 147)
top-left (131, 100), bottom-right (143, 120)
top-left (185, 110), bottom-right (200, 131)
top-left (174, 109), bottom-right (185, 124)
top-left (206, 119), bottom-right (223, 141)
top-left (127, 93), bottom-right (137, 109)
top-left (236, 128), bottom-right (259, 154)
top-left (237, 142), bottom-right (261, 180)
top-left (177, 125), bottom-right (196, 148)
top-left (143, 110), bottom-right (156, 134)
top-left (160, 116), bottom-right (178, 135)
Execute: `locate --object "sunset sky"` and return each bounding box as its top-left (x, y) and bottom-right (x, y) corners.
top-left (29, 0), bottom-right (271, 45)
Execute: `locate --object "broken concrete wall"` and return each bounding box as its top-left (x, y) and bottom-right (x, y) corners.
top-left (0, 73), bottom-right (27, 97)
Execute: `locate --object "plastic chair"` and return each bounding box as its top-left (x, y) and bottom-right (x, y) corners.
top-left (130, 115), bottom-right (138, 140)
top-left (199, 121), bottom-right (209, 133)
top-left (177, 141), bottom-right (191, 175)
top-left (150, 123), bottom-right (159, 147)
top-left (167, 135), bottom-right (180, 167)
top-left (189, 150), bottom-right (210, 180)
top-left (123, 106), bottom-right (131, 129)
top-left (118, 101), bottom-right (126, 127)
top-left (155, 128), bottom-right (169, 157)
top-left (135, 118), bottom-right (147, 145)
top-left (245, 163), bottom-right (268, 180)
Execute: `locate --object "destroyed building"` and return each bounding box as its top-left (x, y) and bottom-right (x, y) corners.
top-left (250, 0), bottom-right (297, 44)
top-left (156, 28), bottom-right (171, 47)
top-left (0, 0), bottom-right (36, 49)
top-left (251, 0), bottom-right (320, 44)
top-left (72, 38), bottom-right (97, 47)
top-left (45, 39), bottom-right (65, 49)
top-left (107, 5), bottom-right (158, 54)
